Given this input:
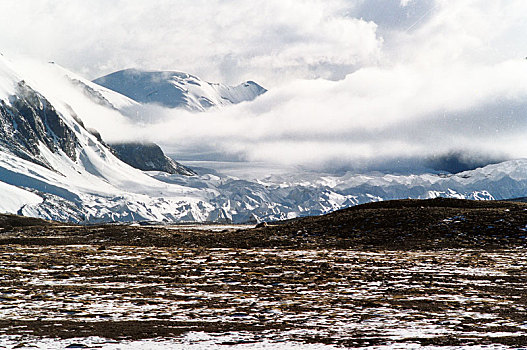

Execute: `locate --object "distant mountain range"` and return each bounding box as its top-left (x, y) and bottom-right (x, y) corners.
top-left (93, 68), bottom-right (266, 111)
top-left (1, 54), bottom-right (527, 224)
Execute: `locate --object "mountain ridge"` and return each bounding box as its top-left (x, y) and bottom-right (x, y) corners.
top-left (93, 68), bottom-right (267, 111)
top-left (110, 142), bottom-right (196, 176)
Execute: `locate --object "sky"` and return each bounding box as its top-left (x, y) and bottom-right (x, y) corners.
top-left (2, 0), bottom-right (527, 173)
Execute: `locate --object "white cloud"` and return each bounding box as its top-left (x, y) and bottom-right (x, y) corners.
top-left (86, 58), bottom-right (527, 172)
top-left (0, 0), bottom-right (382, 87)
top-left (3, 0), bottom-right (527, 173)
top-left (388, 0), bottom-right (527, 66)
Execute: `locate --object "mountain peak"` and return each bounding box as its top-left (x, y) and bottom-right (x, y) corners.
top-left (93, 69), bottom-right (266, 111)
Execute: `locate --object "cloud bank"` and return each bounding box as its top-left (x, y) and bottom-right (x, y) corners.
top-left (0, 0), bottom-right (382, 87)
top-left (109, 59), bottom-right (527, 172)
top-left (4, 0), bottom-right (527, 173)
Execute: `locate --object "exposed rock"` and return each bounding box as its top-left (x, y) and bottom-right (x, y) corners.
top-left (0, 81), bottom-right (79, 170)
top-left (110, 142), bottom-right (196, 176)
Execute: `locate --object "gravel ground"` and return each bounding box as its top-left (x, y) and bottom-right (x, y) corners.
top-left (1, 198), bottom-right (527, 348)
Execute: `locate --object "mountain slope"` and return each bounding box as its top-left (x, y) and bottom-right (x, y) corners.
top-left (93, 69), bottom-right (266, 111)
top-left (0, 55), bottom-right (216, 223)
top-left (0, 81), bottom-right (79, 168)
top-left (110, 142), bottom-right (196, 176)
top-left (7, 61), bottom-right (197, 176)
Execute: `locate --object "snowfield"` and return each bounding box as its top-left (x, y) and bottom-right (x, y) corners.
top-left (0, 181), bottom-right (42, 214)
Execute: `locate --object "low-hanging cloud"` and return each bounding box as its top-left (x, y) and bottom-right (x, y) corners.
top-left (101, 59), bottom-right (526, 172)
top-left (5, 0), bottom-right (527, 174)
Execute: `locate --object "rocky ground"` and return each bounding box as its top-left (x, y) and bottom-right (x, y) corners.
top-left (2, 198), bottom-right (527, 249)
top-left (1, 198), bottom-right (527, 348)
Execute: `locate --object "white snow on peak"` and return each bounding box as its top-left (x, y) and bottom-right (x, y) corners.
top-left (0, 54), bottom-right (20, 102)
top-left (92, 68), bottom-right (267, 111)
top-left (454, 158), bottom-right (527, 182)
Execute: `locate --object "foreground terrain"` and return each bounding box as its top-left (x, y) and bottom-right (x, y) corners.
top-left (1, 198), bottom-right (527, 348)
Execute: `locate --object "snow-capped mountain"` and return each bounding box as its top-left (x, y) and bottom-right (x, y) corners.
top-left (7, 61), bottom-right (194, 176)
top-left (1, 55), bottom-right (527, 224)
top-left (150, 159), bottom-right (527, 223)
top-left (93, 69), bottom-right (267, 111)
top-left (0, 55), bottom-right (216, 222)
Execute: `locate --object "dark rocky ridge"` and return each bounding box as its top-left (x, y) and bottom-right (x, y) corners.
top-left (0, 81), bottom-right (79, 170)
top-left (0, 213), bottom-right (54, 230)
top-left (255, 197), bottom-right (527, 250)
top-left (2, 198), bottom-right (527, 250)
top-left (110, 142), bottom-right (196, 176)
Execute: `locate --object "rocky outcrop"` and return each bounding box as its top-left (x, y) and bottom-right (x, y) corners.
top-left (110, 142), bottom-right (196, 176)
top-left (0, 81), bottom-right (79, 170)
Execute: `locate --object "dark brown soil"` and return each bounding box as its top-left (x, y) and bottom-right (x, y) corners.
top-left (1, 246), bottom-right (527, 347)
top-left (1, 198), bottom-right (526, 249)
top-left (2, 198), bottom-right (527, 347)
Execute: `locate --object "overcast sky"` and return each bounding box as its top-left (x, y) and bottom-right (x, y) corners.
top-left (2, 0), bottom-right (527, 172)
